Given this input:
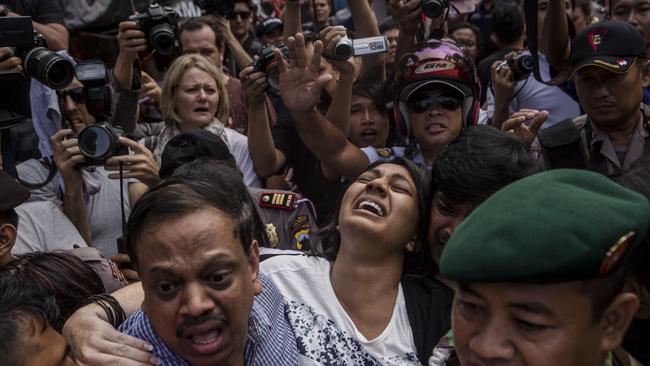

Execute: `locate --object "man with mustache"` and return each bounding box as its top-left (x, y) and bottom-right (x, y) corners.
top-left (117, 170), bottom-right (297, 365)
top-left (505, 20), bottom-right (650, 177)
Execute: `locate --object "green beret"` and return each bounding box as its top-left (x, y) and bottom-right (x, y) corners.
top-left (440, 169), bottom-right (650, 283)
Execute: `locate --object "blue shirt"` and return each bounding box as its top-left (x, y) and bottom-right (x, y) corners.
top-left (119, 273), bottom-right (297, 366)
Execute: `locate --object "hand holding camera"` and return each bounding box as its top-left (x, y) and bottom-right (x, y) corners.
top-left (0, 47), bottom-right (23, 73)
top-left (252, 43), bottom-right (289, 95)
top-left (117, 21), bottom-right (147, 61)
top-left (240, 65), bottom-right (269, 104)
top-left (104, 137), bottom-right (160, 188)
top-left (51, 129), bottom-right (85, 188)
top-left (390, 0), bottom-right (423, 35)
top-left (320, 26), bottom-right (355, 76)
top-left (127, 3), bottom-right (179, 56)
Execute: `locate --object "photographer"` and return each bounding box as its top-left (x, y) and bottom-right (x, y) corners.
top-left (0, 1), bottom-right (69, 51)
top-left (486, 0), bottom-right (580, 129)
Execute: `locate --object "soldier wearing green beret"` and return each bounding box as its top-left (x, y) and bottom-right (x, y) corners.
top-left (430, 169), bottom-right (649, 366)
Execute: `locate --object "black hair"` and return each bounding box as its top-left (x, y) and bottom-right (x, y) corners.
top-left (432, 125), bottom-right (538, 205)
top-left (316, 157), bottom-right (432, 277)
top-left (179, 16), bottom-right (225, 49)
top-left (490, 1), bottom-right (525, 46)
top-left (127, 165), bottom-right (263, 269)
top-left (0, 273), bottom-right (59, 366)
top-left (172, 158), bottom-right (269, 248)
top-left (378, 16), bottom-right (398, 33)
top-left (447, 22), bottom-right (481, 51)
top-left (4, 252), bottom-right (105, 332)
top-left (578, 264), bottom-right (628, 323)
top-left (0, 208), bottom-right (18, 228)
top-left (351, 79), bottom-right (400, 147)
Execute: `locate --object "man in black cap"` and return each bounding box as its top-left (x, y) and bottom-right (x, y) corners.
top-left (0, 170), bottom-right (30, 267)
top-left (506, 20), bottom-right (650, 177)
top-left (159, 130), bottom-right (319, 252)
top-left (256, 17), bottom-right (283, 45)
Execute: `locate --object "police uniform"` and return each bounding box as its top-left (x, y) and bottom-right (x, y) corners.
top-left (248, 188), bottom-right (319, 252)
top-left (538, 21), bottom-right (650, 177)
top-left (429, 169), bottom-right (649, 366)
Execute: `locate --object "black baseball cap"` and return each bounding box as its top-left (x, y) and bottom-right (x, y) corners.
top-left (571, 20), bottom-right (647, 75)
top-left (159, 130), bottom-right (236, 179)
top-left (256, 17), bottom-right (283, 38)
top-left (0, 170), bottom-right (29, 212)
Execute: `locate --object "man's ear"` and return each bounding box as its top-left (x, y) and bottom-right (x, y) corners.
top-left (0, 223), bottom-right (17, 265)
top-left (248, 240), bottom-right (262, 296)
top-left (641, 59), bottom-right (650, 88)
top-left (599, 292), bottom-right (639, 351)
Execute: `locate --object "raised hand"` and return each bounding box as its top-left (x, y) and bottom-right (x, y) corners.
top-left (105, 137), bottom-right (160, 188)
top-left (275, 33), bottom-right (333, 114)
top-left (501, 109), bottom-right (549, 145)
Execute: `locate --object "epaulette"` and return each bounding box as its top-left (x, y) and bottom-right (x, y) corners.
top-left (375, 147), bottom-right (394, 158)
top-left (259, 192), bottom-right (296, 211)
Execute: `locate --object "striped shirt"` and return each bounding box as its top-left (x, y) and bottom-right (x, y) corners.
top-left (119, 273), bottom-right (297, 365)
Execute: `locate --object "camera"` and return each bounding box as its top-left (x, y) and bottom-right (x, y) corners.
top-left (74, 60), bottom-right (127, 166)
top-left (252, 43), bottom-right (289, 94)
top-left (129, 4), bottom-right (179, 56)
top-left (496, 53), bottom-right (534, 81)
top-left (195, 0), bottom-right (234, 17)
top-left (422, 0), bottom-right (450, 19)
top-left (330, 36), bottom-right (389, 61)
top-left (0, 16), bottom-right (74, 90)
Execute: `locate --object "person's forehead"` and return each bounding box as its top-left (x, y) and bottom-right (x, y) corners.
top-left (457, 281), bottom-right (588, 306)
top-left (613, 0), bottom-right (650, 6)
top-left (452, 28), bottom-right (477, 40)
top-left (179, 67), bottom-right (217, 84)
top-left (316, 0), bottom-right (330, 6)
top-left (234, 2), bottom-right (251, 11)
top-left (365, 163), bottom-right (415, 184)
top-left (181, 26), bottom-right (217, 46)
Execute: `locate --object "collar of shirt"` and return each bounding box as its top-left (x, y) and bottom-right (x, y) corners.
top-left (590, 111), bottom-right (648, 171)
top-left (118, 273), bottom-right (297, 366)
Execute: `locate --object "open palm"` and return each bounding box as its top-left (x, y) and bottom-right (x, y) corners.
top-left (276, 34), bottom-right (333, 114)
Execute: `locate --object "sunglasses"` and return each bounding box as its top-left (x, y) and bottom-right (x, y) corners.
top-left (57, 87), bottom-right (85, 104)
top-left (407, 92), bottom-right (463, 113)
top-left (227, 11), bottom-right (252, 20)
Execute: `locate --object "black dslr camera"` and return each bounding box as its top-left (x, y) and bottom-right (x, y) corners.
top-left (129, 4), bottom-right (179, 56)
top-left (0, 16), bottom-right (74, 90)
top-left (195, 0), bottom-right (235, 17)
top-left (74, 60), bottom-right (127, 166)
top-left (422, 0), bottom-right (449, 19)
top-left (252, 43), bottom-right (289, 94)
top-left (497, 53), bottom-right (534, 81)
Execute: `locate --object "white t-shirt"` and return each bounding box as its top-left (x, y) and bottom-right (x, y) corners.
top-left (225, 128), bottom-right (262, 188)
top-left (260, 255), bottom-right (420, 365)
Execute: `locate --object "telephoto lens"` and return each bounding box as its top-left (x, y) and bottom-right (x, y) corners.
top-left (22, 47), bottom-right (74, 90)
top-left (422, 0), bottom-right (449, 19)
top-left (77, 124), bottom-right (125, 166)
top-left (150, 23), bottom-right (176, 55)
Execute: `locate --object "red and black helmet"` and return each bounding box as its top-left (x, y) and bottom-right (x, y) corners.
top-left (394, 39), bottom-right (480, 137)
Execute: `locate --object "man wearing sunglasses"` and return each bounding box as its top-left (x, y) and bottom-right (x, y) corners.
top-left (227, 0), bottom-right (262, 68)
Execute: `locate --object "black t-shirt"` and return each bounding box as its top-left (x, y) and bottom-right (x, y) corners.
top-left (1, 0), bottom-right (65, 25)
top-left (271, 98), bottom-right (345, 226)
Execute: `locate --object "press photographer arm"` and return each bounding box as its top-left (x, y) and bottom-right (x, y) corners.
top-left (215, 15), bottom-right (254, 73)
top-left (489, 59), bottom-right (517, 129)
top-left (0, 47), bottom-right (23, 73)
top-left (1, 6), bottom-right (69, 51)
top-left (348, 0), bottom-right (386, 80)
top-left (51, 129), bottom-right (93, 246)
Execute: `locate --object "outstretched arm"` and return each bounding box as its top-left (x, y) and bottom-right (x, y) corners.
top-left (276, 33), bottom-right (370, 180)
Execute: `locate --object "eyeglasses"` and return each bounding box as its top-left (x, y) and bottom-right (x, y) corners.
top-left (57, 87), bottom-right (85, 104)
top-left (227, 11), bottom-right (252, 20)
top-left (407, 92), bottom-right (463, 113)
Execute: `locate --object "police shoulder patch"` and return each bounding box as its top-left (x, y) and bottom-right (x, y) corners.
top-left (259, 192), bottom-right (296, 211)
top-left (375, 147), bottom-right (393, 158)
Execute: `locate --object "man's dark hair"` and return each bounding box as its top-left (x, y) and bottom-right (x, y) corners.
top-left (578, 265), bottom-right (627, 323)
top-left (491, 1), bottom-right (525, 46)
top-left (4, 252), bottom-right (105, 332)
top-left (432, 125), bottom-right (538, 205)
top-left (0, 274), bottom-right (59, 366)
top-left (448, 22), bottom-right (481, 49)
top-left (379, 16), bottom-right (398, 33)
top-left (0, 209), bottom-right (18, 228)
top-left (179, 16), bottom-right (225, 49)
top-left (127, 163), bottom-right (263, 269)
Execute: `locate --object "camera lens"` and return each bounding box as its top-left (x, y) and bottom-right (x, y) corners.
top-left (23, 47), bottom-right (74, 90)
top-left (150, 24), bottom-right (176, 56)
top-left (422, 0), bottom-right (445, 18)
top-left (517, 55), bottom-right (534, 73)
top-left (333, 39), bottom-right (353, 60)
top-left (78, 125), bottom-right (116, 161)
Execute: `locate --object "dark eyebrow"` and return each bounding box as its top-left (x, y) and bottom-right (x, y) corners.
top-left (457, 284), bottom-right (485, 300)
top-left (148, 252), bottom-right (237, 277)
top-left (507, 302), bottom-right (556, 318)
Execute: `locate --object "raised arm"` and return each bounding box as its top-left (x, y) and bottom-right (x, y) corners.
top-left (347, 0), bottom-right (386, 80)
top-left (240, 66), bottom-right (287, 177)
top-left (283, 0), bottom-right (302, 42)
top-left (541, 0), bottom-right (571, 72)
top-left (277, 33), bottom-right (370, 180)
top-left (390, 0), bottom-right (422, 74)
top-left (215, 15), bottom-right (254, 71)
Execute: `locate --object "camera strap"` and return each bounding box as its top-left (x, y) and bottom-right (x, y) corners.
top-left (523, 0), bottom-right (575, 85)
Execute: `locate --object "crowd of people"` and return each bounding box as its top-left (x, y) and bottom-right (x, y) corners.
top-left (0, 0), bottom-right (649, 365)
